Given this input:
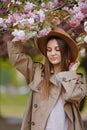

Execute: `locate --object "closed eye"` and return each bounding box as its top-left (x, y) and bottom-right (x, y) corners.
top-left (47, 47), bottom-right (52, 52)
top-left (47, 47), bottom-right (60, 52)
top-left (55, 47), bottom-right (60, 51)
top-left (56, 48), bottom-right (60, 51)
top-left (47, 49), bottom-right (51, 52)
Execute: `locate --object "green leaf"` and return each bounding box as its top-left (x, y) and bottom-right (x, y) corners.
top-left (25, 29), bottom-right (30, 35)
top-left (12, 7), bottom-right (17, 12)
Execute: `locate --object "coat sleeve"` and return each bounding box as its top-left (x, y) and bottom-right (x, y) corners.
top-left (7, 41), bottom-right (34, 84)
top-left (57, 71), bottom-right (87, 107)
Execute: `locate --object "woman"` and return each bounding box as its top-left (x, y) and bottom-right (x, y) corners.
top-left (7, 27), bottom-right (86, 130)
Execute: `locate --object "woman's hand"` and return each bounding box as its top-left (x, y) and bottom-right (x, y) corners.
top-left (69, 61), bottom-right (80, 71)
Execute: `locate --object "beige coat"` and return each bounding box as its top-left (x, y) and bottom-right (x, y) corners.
top-left (7, 41), bottom-right (86, 130)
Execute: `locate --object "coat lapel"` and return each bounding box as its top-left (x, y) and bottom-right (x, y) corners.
top-left (50, 74), bottom-right (58, 87)
top-left (56, 71), bottom-right (77, 95)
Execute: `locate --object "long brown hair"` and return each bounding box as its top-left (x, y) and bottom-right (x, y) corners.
top-left (42, 36), bottom-right (72, 98)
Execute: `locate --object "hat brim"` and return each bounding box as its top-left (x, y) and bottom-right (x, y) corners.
top-left (37, 28), bottom-right (78, 62)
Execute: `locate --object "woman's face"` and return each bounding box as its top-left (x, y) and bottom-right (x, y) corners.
top-left (47, 39), bottom-right (61, 65)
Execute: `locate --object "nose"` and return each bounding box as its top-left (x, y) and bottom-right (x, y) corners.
top-left (51, 49), bottom-right (56, 55)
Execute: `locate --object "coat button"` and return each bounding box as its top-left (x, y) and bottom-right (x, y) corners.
top-left (62, 77), bottom-right (66, 81)
top-left (37, 86), bottom-right (40, 91)
top-left (31, 121), bottom-right (35, 126)
top-left (28, 121), bottom-right (30, 124)
top-left (34, 104), bottom-right (38, 108)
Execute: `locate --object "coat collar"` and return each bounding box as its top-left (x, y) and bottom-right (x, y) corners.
top-left (57, 71), bottom-right (77, 81)
top-left (29, 69), bottom-right (78, 93)
top-left (50, 70), bottom-right (77, 87)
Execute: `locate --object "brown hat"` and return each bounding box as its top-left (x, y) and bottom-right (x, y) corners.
top-left (37, 27), bottom-right (78, 62)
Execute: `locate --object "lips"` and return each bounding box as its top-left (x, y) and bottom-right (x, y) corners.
top-left (50, 57), bottom-right (58, 61)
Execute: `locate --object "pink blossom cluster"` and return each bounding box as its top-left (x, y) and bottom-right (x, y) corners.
top-left (63, 1), bottom-right (87, 28)
top-left (0, 0), bottom-right (87, 43)
top-left (0, 18), bottom-right (7, 28)
top-left (1, 0), bottom-right (7, 2)
top-left (41, 1), bottom-right (58, 10)
top-left (0, 1), bottom-right (59, 42)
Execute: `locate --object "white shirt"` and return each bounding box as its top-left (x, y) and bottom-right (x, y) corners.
top-left (45, 96), bottom-right (68, 130)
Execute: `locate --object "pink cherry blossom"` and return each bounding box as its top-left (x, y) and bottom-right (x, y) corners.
top-left (62, 7), bottom-right (73, 14)
top-left (13, 13), bottom-right (25, 22)
top-left (12, 29), bottom-right (28, 42)
top-left (37, 9), bottom-right (45, 23)
top-left (47, 1), bottom-right (58, 8)
top-left (63, 2), bottom-right (86, 28)
top-left (24, 2), bottom-right (35, 13)
top-left (78, 2), bottom-right (87, 17)
top-left (0, 18), bottom-right (7, 28)
top-left (26, 11), bottom-right (38, 19)
top-left (41, 1), bottom-right (58, 10)
top-left (1, 0), bottom-right (7, 2)
top-left (0, 18), bottom-right (4, 27)
top-left (68, 11), bottom-right (84, 28)
top-left (39, 27), bottom-right (51, 37)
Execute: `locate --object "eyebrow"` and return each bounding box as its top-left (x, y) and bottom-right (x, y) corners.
top-left (47, 46), bottom-right (59, 49)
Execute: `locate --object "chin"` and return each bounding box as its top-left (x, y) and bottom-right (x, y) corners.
top-left (50, 61), bottom-right (61, 65)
